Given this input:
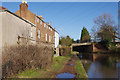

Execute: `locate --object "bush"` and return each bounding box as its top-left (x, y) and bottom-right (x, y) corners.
top-left (59, 36), bottom-right (72, 46)
top-left (108, 42), bottom-right (116, 51)
top-left (59, 46), bottom-right (71, 56)
top-left (99, 39), bottom-right (111, 50)
top-left (2, 45), bottom-right (53, 78)
top-left (99, 39), bottom-right (118, 52)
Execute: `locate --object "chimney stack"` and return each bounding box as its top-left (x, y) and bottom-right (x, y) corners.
top-left (20, 1), bottom-right (28, 11)
top-left (19, 0), bottom-right (28, 18)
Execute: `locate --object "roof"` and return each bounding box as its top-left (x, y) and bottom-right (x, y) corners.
top-left (0, 8), bottom-right (36, 27)
top-left (0, 6), bottom-right (59, 34)
top-left (36, 15), bottom-right (59, 34)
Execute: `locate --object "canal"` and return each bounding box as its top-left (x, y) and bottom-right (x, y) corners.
top-left (77, 53), bottom-right (120, 78)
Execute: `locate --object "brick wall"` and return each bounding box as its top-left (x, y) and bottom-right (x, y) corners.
top-left (36, 17), bottom-right (55, 44)
top-left (15, 3), bottom-right (55, 44)
top-left (15, 3), bottom-right (36, 25)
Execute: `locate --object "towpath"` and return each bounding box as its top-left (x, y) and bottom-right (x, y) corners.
top-left (54, 54), bottom-right (77, 78)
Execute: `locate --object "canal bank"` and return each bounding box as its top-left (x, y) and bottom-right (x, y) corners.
top-left (55, 54), bottom-right (88, 79)
top-left (11, 54), bottom-right (87, 79)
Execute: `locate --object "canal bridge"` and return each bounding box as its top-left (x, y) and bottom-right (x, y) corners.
top-left (72, 42), bottom-right (93, 53)
top-left (72, 42), bottom-right (120, 53)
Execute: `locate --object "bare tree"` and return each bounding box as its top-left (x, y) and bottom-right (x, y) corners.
top-left (91, 26), bottom-right (98, 42)
top-left (93, 13), bottom-right (118, 41)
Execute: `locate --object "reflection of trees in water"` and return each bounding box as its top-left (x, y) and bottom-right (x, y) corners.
top-left (99, 55), bottom-right (117, 68)
top-left (81, 53), bottom-right (93, 60)
top-left (96, 61), bottom-right (118, 78)
top-left (81, 60), bottom-right (92, 73)
top-left (78, 53), bottom-right (118, 73)
top-left (79, 53), bottom-right (119, 78)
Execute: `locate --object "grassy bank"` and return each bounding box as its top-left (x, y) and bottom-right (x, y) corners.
top-left (51, 56), bottom-right (70, 72)
top-left (14, 56), bottom-right (70, 78)
top-left (75, 59), bottom-right (88, 78)
top-left (12, 55), bottom-right (88, 79)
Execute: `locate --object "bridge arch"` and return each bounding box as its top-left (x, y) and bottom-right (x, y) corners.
top-left (72, 43), bottom-right (93, 53)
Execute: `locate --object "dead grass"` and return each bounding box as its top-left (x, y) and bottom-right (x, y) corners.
top-left (2, 45), bottom-right (53, 78)
top-left (15, 56), bottom-right (70, 78)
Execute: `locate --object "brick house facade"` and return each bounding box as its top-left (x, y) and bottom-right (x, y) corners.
top-left (15, 2), bottom-right (55, 44)
top-left (36, 16), bottom-right (55, 44)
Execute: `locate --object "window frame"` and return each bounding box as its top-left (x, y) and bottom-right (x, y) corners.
top-left (40, 20), bottom-right (42, 25)
top-left (37, 29), bottom-right (40, 39)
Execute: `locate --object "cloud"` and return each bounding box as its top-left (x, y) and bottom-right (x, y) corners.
top-left (58, 28), bottom-right (64, 31)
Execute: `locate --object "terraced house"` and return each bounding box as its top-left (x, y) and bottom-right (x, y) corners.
top-left (15, 1), bottom-right (58, 46)
top-left (0, 1), bottom-right (59, 55)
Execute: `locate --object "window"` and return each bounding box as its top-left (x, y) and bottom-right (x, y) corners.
top-left (53, 36), bottom-right (55, 41)
top-left (49, 36), bottom-right (51, 42)
top-left (37, 18), bottom-right (39, 23)
top-left (46, 25), bottom-right (48, 28)
top-left (46, 33), bottom-right (47, 41)
top-left (41, 33), bottom-right (43, 38)
top-left (30, 27), bottom-right (33, 38)
top-left (40, 21), bottom-right (42, 25)
top-left (38, 30), bottom-right (40, 39)
top-left (44, 23), bottom-right (46, 28)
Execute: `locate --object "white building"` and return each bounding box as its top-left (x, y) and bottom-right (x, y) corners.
top-left (54, 31), bottom-right (59, 57)
top-left (0, 8), bottom-right (36, 48)
top-left (55, 31), bottom-right (59, 48)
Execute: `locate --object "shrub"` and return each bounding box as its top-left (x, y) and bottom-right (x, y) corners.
top-left (59, 46), bottom-right (71, 56)
top-left (99, 39), bottom-right (111, 50)
top-left (2, 45), bottom-right (53, 78)
top-left (99, 39), bottom-right (118, 52)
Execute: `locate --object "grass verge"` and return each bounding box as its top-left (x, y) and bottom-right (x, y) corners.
top-left (51, 56), bottom-right (70, 72)
top-left (75, 59), bottom-right (88, 79)
top-left (14, 56), bottom-right (70, 78)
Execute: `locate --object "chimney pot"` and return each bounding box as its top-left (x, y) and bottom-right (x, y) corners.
top-left (20, 1), bottom-right (28, 11)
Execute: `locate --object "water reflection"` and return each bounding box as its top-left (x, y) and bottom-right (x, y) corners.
top-left (56, 72), bottom-right (75, 79)
top-left (77, 53), bottom-right (120, 78)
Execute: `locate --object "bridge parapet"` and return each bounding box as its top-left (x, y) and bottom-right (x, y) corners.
top-left (72, 42), bottom-right (92, 47)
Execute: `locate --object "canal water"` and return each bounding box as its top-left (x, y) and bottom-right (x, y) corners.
top-left (77, 53), bottom-right (120, 78)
